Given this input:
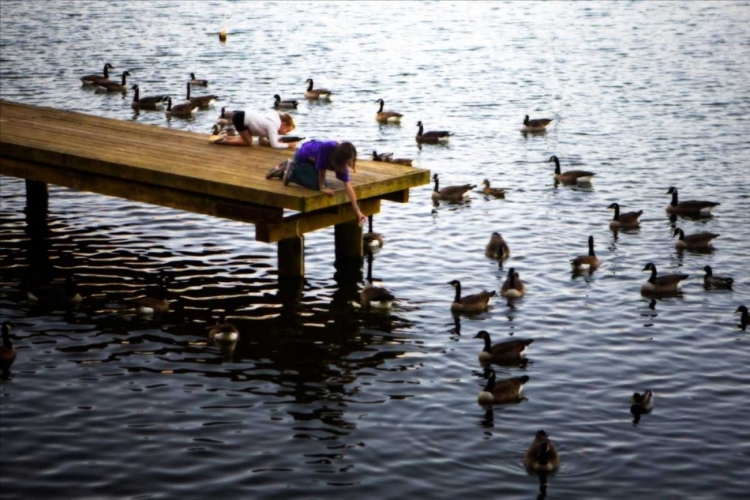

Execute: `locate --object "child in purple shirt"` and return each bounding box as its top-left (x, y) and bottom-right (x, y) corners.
top-left (284, 140), bottom-right (365, 224)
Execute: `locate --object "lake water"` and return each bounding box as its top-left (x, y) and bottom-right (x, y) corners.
top-left (1, 1), bottom-right (750, 499)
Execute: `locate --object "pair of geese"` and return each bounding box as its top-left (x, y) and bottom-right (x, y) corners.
top-left (431, 174), bottom-right (506, 202)
top-left (131, 81), bottom-right (218, 115)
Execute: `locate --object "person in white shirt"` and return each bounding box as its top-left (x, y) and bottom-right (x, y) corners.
top-left (213, 109), bottom-right (297, 149)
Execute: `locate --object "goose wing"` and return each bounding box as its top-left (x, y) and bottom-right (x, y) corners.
top-left (683, 232), bottom-right (719, 246)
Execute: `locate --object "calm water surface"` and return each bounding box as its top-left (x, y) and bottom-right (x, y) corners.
top-left (1, 1), bottom-right (750, 499)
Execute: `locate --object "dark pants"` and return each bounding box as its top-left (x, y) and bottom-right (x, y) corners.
top-left (288, 155), bottom-right (327, 189)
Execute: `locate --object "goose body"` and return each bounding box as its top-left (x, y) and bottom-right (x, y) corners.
top-left (304, 78), bottom-right (332, 100)
top-left (474, 330), bottom-right (533, 363)
top-left (136, 272), bottom-right (170, 315)
top-left (208, 313), bottom-right (239, 342)
top-left (189, 72), bottom-right (209, 87)
top-left (673, 227), bottom-right (719, 250)
top-left (666, 187), bottom-right (719, 217)
top-left (416, 121), bottom-right (451, 144)
top-left (641, 262), bottom-right (688, 295)
top-left (571, 235), bottom-right (600, 271)
top-left (273, 94), bottom-right (299, 109)
top-left (631, 390), bottom-right (654, 412)
top-left (702, 266), bottom-right (733, 289)
top-left (521, 115), bottom-right (552, 132)
top-left (130, 85), bottom-right (168, 110)
top-left (448, 280), bottom-right (495, 313)
top-left (608, 203), bottom-right (642, 229)
top-left (549, 155), bottom-right (595, 184)
top-left (372, 151), bottom-right (394, 162)
top-left (736, 305), bottom-right (748, 330)
top-left (0, 321), bottom-right (17, 379)
top-left (524, 430), bottom-right (560, 471)
top-left (431, 174), bottom-right (475, 202)
top-left (165, 97), bottom-right (198, 117)
top-left (375, 99), bottom-right (403, 123)
top-left (95, 71), bottom-right (131, 93)
top-left (485, 232), bottom-right (510, 260)
top-left (81, 62), bottom-right (114, 85)
top-left (361, 280), bottom-right (395, 309)
top-left (362, 215), bottom-right (384, 249)
top-left (185, 82), bottom-right (218, 108)
top-left (21, 275), bottom-right (82, 305)
top-left (481, 179), bottom-right (506, 198)
top-left (500, 267), bottom-right (526, 298)
top-left (477, 370), bottom-right (529, 405)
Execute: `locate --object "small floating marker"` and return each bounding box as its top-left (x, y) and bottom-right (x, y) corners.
top-left (219, 21), bottom-right (227, 44)
top-left (161, 370), bottom-right (174, 375)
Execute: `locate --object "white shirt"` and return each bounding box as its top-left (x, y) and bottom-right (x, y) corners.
top-left (243, 112), bottom-right (285, 148)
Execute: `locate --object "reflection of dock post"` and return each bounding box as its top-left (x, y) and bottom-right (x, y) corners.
top-left (278, 236), bottom-right (304, 277)
top-left (24, 180), bottom-right (52, 285)
top-left (25, 180), bottom-right (49, 229)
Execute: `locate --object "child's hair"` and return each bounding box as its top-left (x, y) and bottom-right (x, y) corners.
top-left (330, 141), bottom-right (357, 172)
top-left (279, 113), bottom-right (296, 131)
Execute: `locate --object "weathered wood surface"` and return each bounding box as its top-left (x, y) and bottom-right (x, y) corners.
top-left (0, 100), bottom-right (430, 228)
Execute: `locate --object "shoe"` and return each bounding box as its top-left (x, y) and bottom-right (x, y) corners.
top-left (283, 160), bottom-right (296, 186)
top-left (209, 130), bottom-right (227, 144)
top-left (266, 160), bottom-right (289, 180)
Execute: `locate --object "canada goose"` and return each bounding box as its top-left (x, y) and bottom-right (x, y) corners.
top-left (571, 235), bottom-right (600, 271)
top-left (189, 72), bottom-right (209, 87)
top-left (485, 232), bottom-right (510, 260)
top-left (641, 262), bottom-right (688, 295)
top-left (416, 121), bottom-right (451, 144)
top-left (95, 71), bottom-right (131, 93)
top-left (273, 94), bottom-right (299, 109)
top-left (20, 275), bottom-right (81, 304)
top-left (524, 430), bottom-right (560, 471)
top-left (165, 97), bottom-right (198, 117)
top-left (549, 155), bottom-right (595, 184)
top-left (375, 99), bottom-right (403, 123)
top-left (631, 390), bottom-right (654, 412)
top-left (607, 202), bottom-right (642, 230)
top-left (500, 267), bottom-right (526, 298)
top-left (481, 179), bottom-right (506, 198)
top-left (521, 115), bottom-right (553, 132)
top-left (702, 266), bottom-right (733, 289)
top-left (185, 82), bottom-right (217, 108)
top-left (477, 369), bottom-right (529, 405)
top-left (135, 272), bottom-right (171, 315)
top-left (0, 321), bottom-right (16, 379)
top-left (673, 227), bottom-right (719, 250)
top-left (362, 215), bottom-right (383, 249)
top-left (431, 174), bottom-right (475, 203)
top-left (208, 313), bottom-right (239, 342)
top-left (211, 123), bottom-right (236, 136)
top-left (361, 254), bottom-right (395, 309)
top-left (304, 78), bottom-right (332, 100)
top-left (448, 280), bottom-right (495, 313)
top-left (372, 151), bottom-right (394, 162)
top-left (130, 85), bottom-right (168, 111)
top-left (81, 62), bottom-right (114, 85)
top-left (665, 187), bottom-right (719, 217)
top-left (736, 305), bottom-right (748, 330)
top-left (474, 330), bottom-right (533, 363)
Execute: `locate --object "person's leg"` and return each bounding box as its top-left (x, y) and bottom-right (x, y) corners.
top-left (217, 129), bottom-right (252, 146)
top-left (284, 158), bottom-right (320, 189)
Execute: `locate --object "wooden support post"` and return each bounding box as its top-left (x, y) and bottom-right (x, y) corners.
top-left (277, 236), bottom-right (304, 278)
top-left (25, 179), bottom-right (48, 213)
top-left (334, 219), bottom-right (363, 264)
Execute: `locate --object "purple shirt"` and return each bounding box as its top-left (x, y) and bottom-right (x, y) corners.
top-left (296, 140), bottom-right (350, 182)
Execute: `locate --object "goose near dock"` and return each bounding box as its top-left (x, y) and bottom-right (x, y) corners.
top-left (524, 430), bottom-right (560, 471)
top-left (477, 369), bottom-right (529, 405)
top-left (375, 99), bottom-right (403, 123)
top-left (448, 280), bottom-right (495, 313)
top-left (416, 121), bottom-right (451, 144)
top-left (474, 330), bottom-right (533, 364)
top-left (80, 62), bottom-right (114, 85)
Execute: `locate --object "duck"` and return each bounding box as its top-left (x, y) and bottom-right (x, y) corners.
top-left (448, 279), bottom-right (495, 313)
top-left (665, 187), bottom-right (719, 217)
top-left (549, 155), bottom-right (595, 184)
top-left (0, 321), bottom-right (17, 379)
top-left (375, 99), bottom-right (403, 123)
top-left (81, 62), bottom-right (114, 85)
top-left (362, 215), bottom-right (384, 249)
top-left (304, 78), bottom-right (332, 100)
top-left (485, 232), bottom-right (510, 260)
top-left (189, 72), bottom-right (209, 87)
top-left (185, 82), bottom-right (217, 108)
top-left (388, 157), bottom-right (414, 166)
top-left (211, 123), bottom-right (236, 136)
top-left (208, 313), bottom-right (239, 342)
top-left (94, 70), bottom-right (131, 93)
top-left (702, 266), bottom-right (733, 289)
top-left (607, 202), bottom-right (642, 230)
top-left (135, 272), bottom-right (171, 315)
top-left (500, 267), bottom-right (526, 298)
top-left (477, 369), bottom-right (529, 405)
top-left (273, 94), bottom-right (299, 109)
top-left (641, 262), bottom-right (688, 295)
top-left (130, 85), bottom-right (168, 111)
top-left (481, 179), bottom-right (506, 198)
top-left (431, 174), bottom-right (475, 203)
top-left (524, 430), bottom-right (560, 471)
top-left (165, 97), bottom-right (198, 117)
top-left (372, 151), bottom-right (394, 162)
top-left (571, 235), bottom-right (600, 271)
top-left (416, 121), bottom-right (451, 144)
top-left (521, 115), bottom-right (553, 132)
top-left (474, 330), bottom-right (533, 364)
top-left (673, 227), bottom-right (719, 250)
top-left (630, 390), bottom-right (654, 412)
top-left (736, 305), bottom-right (748, 330)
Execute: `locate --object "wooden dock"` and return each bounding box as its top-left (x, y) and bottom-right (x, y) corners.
top-left (0, 100), bottom-right (429, 277)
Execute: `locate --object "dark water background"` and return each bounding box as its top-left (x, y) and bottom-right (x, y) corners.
top-left (1, 1), bottom-right (749, 499)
